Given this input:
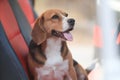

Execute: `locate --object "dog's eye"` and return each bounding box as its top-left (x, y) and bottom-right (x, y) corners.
top-left (52, 15), bottom-right (59, 19)
top-left (65, 13), bottom-right (68, 17)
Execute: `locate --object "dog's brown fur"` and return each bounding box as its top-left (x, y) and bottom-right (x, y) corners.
top-left (28, 9), bottom-right (88, 80)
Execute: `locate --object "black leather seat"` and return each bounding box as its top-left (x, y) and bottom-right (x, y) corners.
top-left (0, 0), bottom-right (37, 80)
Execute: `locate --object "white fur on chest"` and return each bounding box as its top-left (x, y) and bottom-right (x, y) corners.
top-left (45, 38), bottom-right (63, 66)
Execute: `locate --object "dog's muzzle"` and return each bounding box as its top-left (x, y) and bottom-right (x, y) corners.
top-left (51, 18), bottom-right (75, 41)
top-left (51, 27), bottom-right (73, 41)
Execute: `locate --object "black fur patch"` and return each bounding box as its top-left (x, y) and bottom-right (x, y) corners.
top-left (29, 40), bottom-right (46, 64)
top-left (61, 41), bottom-right (68, 57)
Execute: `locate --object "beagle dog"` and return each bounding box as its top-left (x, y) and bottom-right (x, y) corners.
top-left (28, 9), bottom-right (88, 80)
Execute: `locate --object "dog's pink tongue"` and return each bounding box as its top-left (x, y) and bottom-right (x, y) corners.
top-left (63, 32), bottom-right (73, 41)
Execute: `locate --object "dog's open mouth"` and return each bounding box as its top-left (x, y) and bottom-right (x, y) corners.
top-left (51, 28), bottom-right (73, 41)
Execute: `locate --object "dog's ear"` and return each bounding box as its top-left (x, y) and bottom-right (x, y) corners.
top-left (32, 15), bottom-right (47, 45)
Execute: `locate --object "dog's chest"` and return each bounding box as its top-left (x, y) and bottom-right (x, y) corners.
top-left (45, 38), bottom-right (63, 66)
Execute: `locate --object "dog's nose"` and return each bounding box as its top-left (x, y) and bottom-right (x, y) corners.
top-left (67, 18), bottom-right (75, 26)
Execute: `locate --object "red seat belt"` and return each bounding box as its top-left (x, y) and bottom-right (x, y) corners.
top-left (0, 0), bottom-right (29, 76)
top-left (18, 0), bottom-right (35, 26)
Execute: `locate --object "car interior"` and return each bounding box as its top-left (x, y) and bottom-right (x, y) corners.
top-left (0, 0), bottom-right (37, 80)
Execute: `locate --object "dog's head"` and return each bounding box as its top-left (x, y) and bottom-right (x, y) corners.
top-left (32, 9), bottom-right (75, 45)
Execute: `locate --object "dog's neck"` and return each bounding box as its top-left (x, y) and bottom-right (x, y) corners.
top-left (44, 38), bottom-right (63, 66)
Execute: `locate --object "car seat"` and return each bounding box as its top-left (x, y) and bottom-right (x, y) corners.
top-left (0, 0), bottom-right (37, 80)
